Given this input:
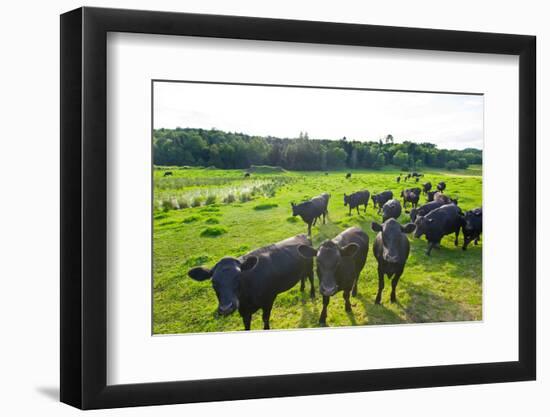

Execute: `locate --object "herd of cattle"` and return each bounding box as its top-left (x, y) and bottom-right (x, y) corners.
top-left (188, 174), bottom-right (482, 331)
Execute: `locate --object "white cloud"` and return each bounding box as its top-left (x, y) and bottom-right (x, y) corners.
top-left (154, 82), bottom-right (483, 150)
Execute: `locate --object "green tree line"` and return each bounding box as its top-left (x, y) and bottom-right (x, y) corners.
top-left (153, 128), bottom-right (482, 171)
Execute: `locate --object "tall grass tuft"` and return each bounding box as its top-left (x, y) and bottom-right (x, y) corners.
top-left (200, 226), bottom-right (228, 237)
top-left (191, 196), bottom-right (203, 207)
top-left (205, 194), bottom-right (217, 205)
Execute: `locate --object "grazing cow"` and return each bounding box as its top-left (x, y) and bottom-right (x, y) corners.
top-left (371, 191), bottom-right (394, 213)
top-left (400, 188), bottom-right (421, 209)
top-left (437, 181), bottom-right (446, 192)
top-left (244, 172), bottom-right (251, 178)
top-left (291, 193), bottom-right (330, 236)
top-left (396, 175), bottom-right (401, 183)
top-left (422, 182), bottom-right (432, 194)
top-left (188, 235), bottom-right (315, 330)
top-left (163, 171), bottom-right (173, 177)
top-left (344, 190), bottom-right (370, 215)
top-left (371, 219), bottom-right (416, 304)
top-left (382, 199), bottom-right (402, 222)
top-left (346, 173), bottom-right (352, 179)
top-left (298, 227), bottom-right (369, 325)
top-left (409, 200), bottom-right (446, 223)
top-left (405, 173), bottom-right (411, 182)
top-left (325, 172), bottom-right (329, 176)
top-left (433, 192), bottom-right (458, 205)
top-left (415, 177), bottom-right (419, 183)
top-left (414, 204), bottom-right (462, 255)
top-left (462, 208), bottom-right (482, 250)
top-left (411, 172), bottom-right (423, 178)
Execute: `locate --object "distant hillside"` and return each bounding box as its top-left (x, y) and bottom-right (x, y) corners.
top-left (153, 127), bottom-right (482, 171)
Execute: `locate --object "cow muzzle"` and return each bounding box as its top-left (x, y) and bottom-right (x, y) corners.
top-left (218, 301), bottom-right (238, 316)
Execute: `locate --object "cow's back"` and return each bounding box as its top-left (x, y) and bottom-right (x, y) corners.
top-left (242, 235), bottom-right (312, 303)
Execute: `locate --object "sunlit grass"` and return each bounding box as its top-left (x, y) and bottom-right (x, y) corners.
top-left (153, 167), bottom-right (482, 334)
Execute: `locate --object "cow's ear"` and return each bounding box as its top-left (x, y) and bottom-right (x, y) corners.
top-left (340, 243), bottom-right (359, 257)
top-left (188, 267), bottom-right (213, 281)
top-left (401, 223), bottom-right (416, 234)
top-left (240, 256), bottom-right (258, 272)
top-left (371, 222), bottom-right (383, 232)
top-left (297, 245), bottom-right (318, 258)
top-left (290, 202), bottom-right (295, 207)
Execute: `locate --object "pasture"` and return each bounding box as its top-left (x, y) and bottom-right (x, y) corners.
top-left (153, 166), bottom-right (482, 334)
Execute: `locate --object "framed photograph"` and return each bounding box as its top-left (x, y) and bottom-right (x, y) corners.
top-left (60, 6), bottom-right (536, 410)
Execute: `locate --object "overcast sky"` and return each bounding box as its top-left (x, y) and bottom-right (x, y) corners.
top-left (153, 82), bottom-right (483, 150)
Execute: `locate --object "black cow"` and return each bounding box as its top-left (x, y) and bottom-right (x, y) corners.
top-left (437, 181), bottom-right (446, 192)
top-left (414, 204), bottom-right (462, 255)
top-left (415, 177), bottom-right (419, 183)
top-left (163, 171), bottom-right (173, 177)
top-left (433, 192), bottom-right (458, 205)
top-left (404, 173), bottom-right (411, 182)
top-left (344, 190), bottom-right (370, 215)
top-left (422, 182), bottom-right (432, 194)
top-left (426, 190), bottom-right (437, 202)
top-left (371, 219), bottom-right (416, 304)
top-left (409, 200), bottom-right (445, 223)
top-left (400, 188), bottom-right (421, 209)
top-left (462, 208), bottom-right (482, 250)
top-left (298, 227), bottom-right (369, 325)
top-left (291, 193), bottom-right (330, 236)
top-left (371, 191), bottom-right (393, 213)
top-left (411, 172), bottom-right (423, 178)
top-left (244, 172), bottom-right (251, 178)
top-left (396, 175), bottom-right (401, 183)
top-left (382, 199), bottom-right (402, 222)
top-left (346, 173), bottom-right (352, 179)
top-left (188, 235), bottom-right (315, 330)
top-left (325, 172), bottom-right (329, 176)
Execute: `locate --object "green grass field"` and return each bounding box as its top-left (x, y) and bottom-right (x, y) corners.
top-left (153, 165), bottom-right (482, 334)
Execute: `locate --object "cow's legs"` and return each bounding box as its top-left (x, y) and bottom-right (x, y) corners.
top-left (319, 296), bottom-right (330, 326)
top-left (242, 313), bottom-right (252, 331)
top-left (348, 207), bottom-right (352, 216)
top-left (307, 222), bottom-right (312, 237)
top-left (426, 241), bottom-right (436, 256)
top-left (262, 302), bottom-right (274, 330)
top-left (462, 236), bottom-right (471, 251)
top-left (390, 270), bottom-right (403, 303)
top-left (323, 211), bottom-right (327, 224)
top-left (454, 227), bottom-right (460, 246)
top-left (343, 290), bottom-right (352, 312)
top-left (351, 277), bottom-right (358, 297)
top-left (375, 266), bottom-right (385, 304)
top-left (364, 203), bottom-right (367, 213)
top-left (356, 206), bottom-right (360, 215)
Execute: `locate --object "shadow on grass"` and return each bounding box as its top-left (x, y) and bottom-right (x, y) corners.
top-left (400, 281), bottom-right (476, 323)
top-left (407, 239), bottom-right (482, 284)
top-left (355, 293), bottom-right (406, 325)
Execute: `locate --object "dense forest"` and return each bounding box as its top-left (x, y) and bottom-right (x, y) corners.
top-left (153, 128), bottom-right (482, 171)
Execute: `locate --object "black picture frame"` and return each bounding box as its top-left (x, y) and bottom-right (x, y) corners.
top-left (60, 6), bottom-right (536, 410)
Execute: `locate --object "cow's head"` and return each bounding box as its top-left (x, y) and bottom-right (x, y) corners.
top-left (372, 219), bottom-right (416, 263)
top-left (298, 241), bottom-right (358, 296)
top-left (188, 256), bottom-right (258, 316)
top-left (343, 193), bottom-right (350, 206)
top-left (463, 209), bottom-right (482, 234)
top-left (371, 194), bottom-right (378, 206)
top-left (413, 216), bottom-right (433, 239)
